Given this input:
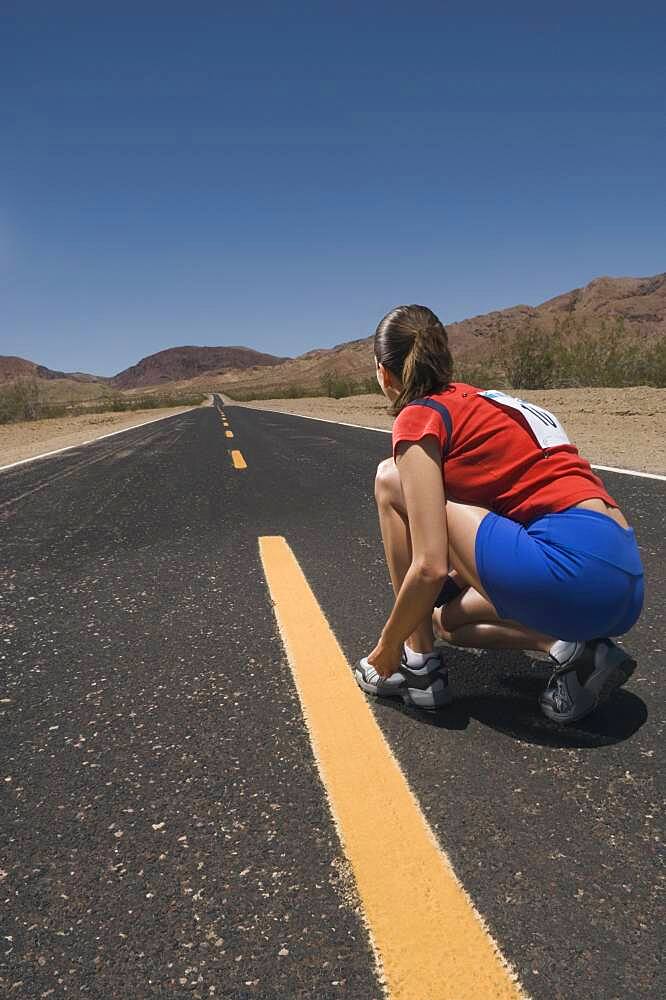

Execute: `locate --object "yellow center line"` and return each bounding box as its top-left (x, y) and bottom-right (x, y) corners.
top-left (231, 450), bottom-right (247, 469)
top-left (259, 536), bottom-right (526, 1000)
top-left (225, 430), bottom-right (234, 438)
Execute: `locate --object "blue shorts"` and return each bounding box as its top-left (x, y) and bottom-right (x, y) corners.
top-left (475, 508), bottom-right (644, 641)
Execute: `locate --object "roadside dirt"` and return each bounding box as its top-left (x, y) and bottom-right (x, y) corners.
top-left (0, 405), bottom-right (202, 468)
top-left (234, 387), bottom-right (666, 475)
top-left (4, 389), bottom-right (663, 475)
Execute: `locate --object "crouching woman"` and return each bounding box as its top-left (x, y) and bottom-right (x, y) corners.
top-left (355, 305), bottom-right (644, 724)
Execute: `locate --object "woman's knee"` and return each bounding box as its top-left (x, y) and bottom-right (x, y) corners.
top-left (374, 458), bottom-right (403, 507)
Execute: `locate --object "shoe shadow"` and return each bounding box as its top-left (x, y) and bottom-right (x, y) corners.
top-left (377, 697), bottom-right (472, 732)
top-left (378, 648), bottom-right (648, 749)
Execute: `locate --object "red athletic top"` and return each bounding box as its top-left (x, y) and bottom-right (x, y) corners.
top-left (391, 382), bottom-right (617, 524)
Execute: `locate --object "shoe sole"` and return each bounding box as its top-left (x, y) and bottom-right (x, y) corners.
top-left (401, 682), bottom-right (453, 712)
top-left (540, 654), bottom-right (637, 725)
top-left (354, 670), bottom-right (405, 700)
top-left (354, 669), bottom-right (453, 712)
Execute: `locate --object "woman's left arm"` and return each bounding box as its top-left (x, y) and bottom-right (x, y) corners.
top-left (367, 436), bottom-right (449, 678)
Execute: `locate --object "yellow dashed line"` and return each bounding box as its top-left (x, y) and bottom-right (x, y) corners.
top-left (225, 430), bottom-right (234, 438)
top-left (259, 536), bottom-right (525, 1000)
top-left (231, 450), bottom-right (247, 469)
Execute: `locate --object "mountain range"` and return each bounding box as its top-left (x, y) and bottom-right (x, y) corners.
top-left (2, 272), bottom-right (664, 395)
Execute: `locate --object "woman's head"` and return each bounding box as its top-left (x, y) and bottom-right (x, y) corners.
top-left (373, 304), bottom-right (453, 414)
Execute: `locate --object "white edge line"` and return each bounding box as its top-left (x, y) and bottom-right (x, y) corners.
top-left (588, 463), bottom-right (666, 481)
top-left (0, 407), bottom-right (198, 474)
top-left (233, 404), bottom-right (666, 481)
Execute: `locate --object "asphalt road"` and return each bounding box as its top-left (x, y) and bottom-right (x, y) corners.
top-left (1, 400), bottom-right (663, 1000)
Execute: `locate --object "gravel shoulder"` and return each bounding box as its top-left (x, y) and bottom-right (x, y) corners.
top-left (233, 387), bottom-right (666, 475)
top-left (0, 404), bottom-right (203, 468)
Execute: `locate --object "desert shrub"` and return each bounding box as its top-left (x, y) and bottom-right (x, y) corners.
top-left (504, 322), bottom-right (560, 389)
top-left (454, 358), bottom-right (509, 389)
top-left (643, 337), bottom-right (666, 387)
top-left (80, 393), bottom-right (206, 414)
top-left (320, 371), bottom-right (337, 397)
top-left (492, 317), bottom-right (663, 390)
top-left (279, 384), bottom-right (308, 399)
top-left (0, 380), bottom-right (43, 423)
top-left (0, 387), bottom-right (206, 424)
top-left (358, 376), bottom-right (384, 395)
top-left (225, 384), bottom-right (319, 401)
top-left (556, 318), bottom-right (638, 387)
top-left (319, 370), bottom-right (352, 398)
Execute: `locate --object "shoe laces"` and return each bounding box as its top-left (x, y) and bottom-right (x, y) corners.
top-left (547, 670), bottom-right (574, 713)
top-left (364, 663), bottom-right (400, 684)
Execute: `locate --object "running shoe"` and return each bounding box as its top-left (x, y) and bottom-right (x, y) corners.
top-left (355, 649), bottom-right (452, 711)
top-left (539, 638), bottom-right (636, 724)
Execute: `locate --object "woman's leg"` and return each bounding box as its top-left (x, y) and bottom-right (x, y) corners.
top-left (375, 458), bottom-right (554, 655)
top-left (375, 459), bottom-right (435, 654)
top-left (433, 586), bottom-right (554, 652)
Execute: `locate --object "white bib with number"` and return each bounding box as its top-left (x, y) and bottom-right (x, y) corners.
top-left (478, 390), bottom-right (570, 450)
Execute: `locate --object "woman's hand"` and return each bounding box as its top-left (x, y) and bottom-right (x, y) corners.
top-left (366, 638), bottom-right (403, 679)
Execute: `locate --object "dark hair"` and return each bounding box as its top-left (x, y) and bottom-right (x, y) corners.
top-left (374, 304), bottom-right (453, 414)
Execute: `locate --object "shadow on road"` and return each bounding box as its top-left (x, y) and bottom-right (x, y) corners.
top-left (377, 648), bottom-right (648, 749)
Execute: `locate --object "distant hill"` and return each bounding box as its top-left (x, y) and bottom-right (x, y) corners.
top-left (0, 356), bottom-right (105, 384)
top-left (0, 346), bottom-right (290, 390)
top-left (110, 346), bottom-right (290, 389)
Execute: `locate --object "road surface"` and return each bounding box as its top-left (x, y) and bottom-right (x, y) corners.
top-left (1, 399), bottom-right (663, 999)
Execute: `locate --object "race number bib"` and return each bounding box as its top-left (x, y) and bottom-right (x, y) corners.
top-left (478, 390), bottom-right (570, 449)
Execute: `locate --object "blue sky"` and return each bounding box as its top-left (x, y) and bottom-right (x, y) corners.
top-left (1, 2), bottom-right (664, 375)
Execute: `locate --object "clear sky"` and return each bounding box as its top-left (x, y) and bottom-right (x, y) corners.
top-left (1, 2), bottom-right (664, 375)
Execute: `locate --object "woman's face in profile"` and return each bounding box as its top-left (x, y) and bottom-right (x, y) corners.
top-left (375, 356), bottom-right (384, 394)
top-left (375, 356), bottom-right (400, 401)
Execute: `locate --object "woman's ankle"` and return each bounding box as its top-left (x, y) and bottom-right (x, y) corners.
top-left (404, 643), bottom-right (437, 667)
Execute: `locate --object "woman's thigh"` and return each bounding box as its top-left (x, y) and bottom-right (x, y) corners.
top-left (444, 500), bottom-right (495, 602)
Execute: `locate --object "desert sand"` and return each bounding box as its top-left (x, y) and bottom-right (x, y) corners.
top-left (234, 387), bottom-right (666, 475)
top-left (0, 404), bottom-right (202, 468)
top-left (2, 389), bottom-right (664, 475)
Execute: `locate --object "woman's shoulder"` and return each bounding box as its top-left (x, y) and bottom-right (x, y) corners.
top-left (427, 382), bottom-right (483, 404)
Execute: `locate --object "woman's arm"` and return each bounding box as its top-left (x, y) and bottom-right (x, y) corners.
top-left (367, 436), bottom-right (449, 678)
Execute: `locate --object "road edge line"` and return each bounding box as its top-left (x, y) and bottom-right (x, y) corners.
top-left (231, 404), bottom-right (666, 481)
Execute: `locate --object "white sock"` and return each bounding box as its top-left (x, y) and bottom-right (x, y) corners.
top-left (549, 640), bottom-right (582, 666)
top-left (404, 644), bottom-right (439, 668)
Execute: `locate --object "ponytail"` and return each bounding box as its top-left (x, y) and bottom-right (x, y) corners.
top-left (374, 305), bottom-right (453, 415)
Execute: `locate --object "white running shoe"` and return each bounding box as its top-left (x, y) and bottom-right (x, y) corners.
top-left (355, 649), bottom-right (452, 711)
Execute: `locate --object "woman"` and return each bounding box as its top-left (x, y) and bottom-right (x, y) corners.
top-left (355, 305), bottom-right (644, 724)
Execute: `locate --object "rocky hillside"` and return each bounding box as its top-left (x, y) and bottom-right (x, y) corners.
top-left (444, 272), bottom-right (666, 354)
top-left (0, 356), bottom-right (104, 384)
top-left (209, 272), bottom-right (666, 396)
